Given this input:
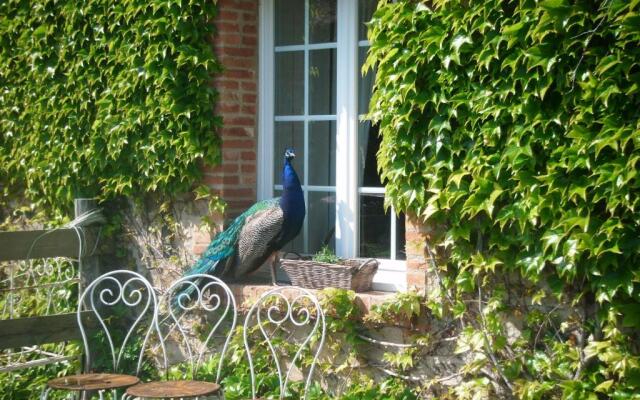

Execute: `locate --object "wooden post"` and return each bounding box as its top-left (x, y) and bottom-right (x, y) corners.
top-left (73, 198), bottom-right (102, 291)
top-left (74, 198), bottom-right (100, 400)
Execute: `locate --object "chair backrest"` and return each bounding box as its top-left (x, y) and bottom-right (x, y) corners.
top-left (161, 274), bottom-right (237, 382)
top-left (243, 286), bottom-right (326, 400)
top-left (78, 270), bottom-right (160, 375)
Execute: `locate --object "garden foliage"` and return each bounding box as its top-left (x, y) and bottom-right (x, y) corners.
top-left (367, 0), bottom-right (640, 398)
top-left (0, 0), bottom-right (221, 212)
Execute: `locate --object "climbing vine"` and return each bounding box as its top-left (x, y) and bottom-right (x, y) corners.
top-left (0, 0), bottom-right (221, 213)
top-left (366, 0), bottom-right (640, 398)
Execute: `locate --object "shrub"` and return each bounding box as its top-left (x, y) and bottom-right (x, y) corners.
top-left (367, 0), bottom-right (640, 397)
top-left (0, 0), bottom-right (221, 213)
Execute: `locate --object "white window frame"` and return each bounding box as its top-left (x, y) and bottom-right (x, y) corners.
top-left (258, 0), bottom-right (406, 292)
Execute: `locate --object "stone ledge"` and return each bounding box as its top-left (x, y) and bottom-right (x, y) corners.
top-left (228, 283), bottom-right (394, 315)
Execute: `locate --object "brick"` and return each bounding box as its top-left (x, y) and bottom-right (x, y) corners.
top-left (241, 164), bottom-right (256, 173)
top-left (204, 163), bottom-right (238, 174)
top-left (224, 116), bottom-right (254, 126)
top-left (224, 139), bottom-right (254, 149)
top-left (241, 81), bottom-right (257, 91)
top-left (217, 10), bottom-right (239, 21)
top-left (234, 0), bottom-right (256, 11)
top-left (241, 174), bottom-right (257, 185)
top-left (221, 188), bottom-right (255, 198)
top-left (216, 103), bottom-right (240, 113)
top-left (405, 219), bottom-right (421, 234)
top-left (407, 270), bottom-right (427, 291)
top-left (243, 24), bottom-right (257, 35)
top-left (406, 259), bottom-right (427, 272)
top-left (225, 47), bottom-right (255, 57)
top-left (222, 151), bottom-right (240, 161)
top-left (242, 93), bottom-right (257, 103)
top-left (221, 57), bottom-right (255, 69)
top-left (217, 22), bottom-right (240, 32)
top-left (216, 80), bottom-right (239, 90)
top-left (405, 238), bottom-right (426, 256)
top-left (216, 34), bottom-right (242, 46)
top-left (241, 104), bottom-right (256, 115)
top-left (227, 199), bottom-right (255, 211)
top-left (405, 230), bottom-right (426, 244)
top-left (204, 175), bottom-right (239, 185)
top-left (225, 69), bottom-right (254, 79)
top-left (241, 151), bottom-right (256, 160)
top-left (221, 127), bottom-right (251, 137)
top-left (242, 35), bottom-right (257, 46)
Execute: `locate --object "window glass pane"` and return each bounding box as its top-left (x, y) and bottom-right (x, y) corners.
top-left (358, 46), bottom-right (375, 115)
top-left (275, 0), bottom-right (305, 46)
top-left (358, 122), bottom-right (383, 187)
top-left (309, 49), bottom-right (336, 115)
top-left (359, 194), bottom-right (390, 258)
top-left (308, 121), bottom-right (336, 186)
top-left (396, 212), bottom-right (406, 260)
top-left (308, 191), bottom-right (336, 254)
top-left (359, 0), bottom-right (377, 41)
top-left (275, 52), bottom-right (304, 115)
top-left (309, 0), bottom-right (336, 44)
top-left (274, 122), bottom-right (305, 185)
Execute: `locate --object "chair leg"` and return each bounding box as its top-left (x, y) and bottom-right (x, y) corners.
top-left (40, 387), bottom-right (51, 400)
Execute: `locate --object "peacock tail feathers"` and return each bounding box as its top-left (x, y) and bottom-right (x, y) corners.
top-left (185, 197), bottom-right (280, 277)
top-left (174, 198), bottom-right (280, 309)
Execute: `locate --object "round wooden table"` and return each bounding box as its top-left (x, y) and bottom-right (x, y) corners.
top-left (47, 373), bottom-right (140, 391)
top-left (126, 380), bottom-right (220, 399)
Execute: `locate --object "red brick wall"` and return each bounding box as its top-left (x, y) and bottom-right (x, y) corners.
top-left (203, 2), bottom-right (430, 294)
top-left (405, 215), bottom-right (438, 292)
top-left (204, 0), bottom-right (259, 217)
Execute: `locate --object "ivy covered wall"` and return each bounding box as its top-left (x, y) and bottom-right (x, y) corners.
top-left (366, 0), bottom-right (640, 398)
top-left (0, 0), bottom-right (221, 213)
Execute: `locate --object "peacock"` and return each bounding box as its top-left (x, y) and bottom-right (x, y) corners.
top-left (182, 148), bottom-right (305, 287)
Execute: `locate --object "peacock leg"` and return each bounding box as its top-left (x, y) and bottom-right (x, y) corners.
top-left (270, 253), bottom-right (280, 286)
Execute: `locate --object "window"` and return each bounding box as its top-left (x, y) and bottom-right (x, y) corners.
top-left (258, 0), bottom-right (406, 291)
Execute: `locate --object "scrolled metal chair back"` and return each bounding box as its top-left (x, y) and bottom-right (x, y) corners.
top-left (78, 270), bottom-right (161, 375)
top-left (243, 286), bottom-right (326, 400)
top-left (163, 274), bottom-right (237, 381)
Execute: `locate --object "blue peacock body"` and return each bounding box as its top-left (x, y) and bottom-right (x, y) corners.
top-left (183, 148), bottom-right (305, 282)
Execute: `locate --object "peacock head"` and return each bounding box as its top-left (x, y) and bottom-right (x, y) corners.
top-left (284, 148), bottom-right (296, 162)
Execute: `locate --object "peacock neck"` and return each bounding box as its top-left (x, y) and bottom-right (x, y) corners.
top-left (279, 158), bottom-right (304, 222)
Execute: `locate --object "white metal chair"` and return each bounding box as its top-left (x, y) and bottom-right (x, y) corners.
top-left (124, 274), bottom-right (237, 399)
top-left (243, 286), bottom-right (326, 400)
top-left (41, 269), bottom-right (161, 400)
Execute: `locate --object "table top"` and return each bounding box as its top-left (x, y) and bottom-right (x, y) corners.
top-left (48, 373), bottom-right (140, 391)
top-left (126, 379), bottom-right (220, 399)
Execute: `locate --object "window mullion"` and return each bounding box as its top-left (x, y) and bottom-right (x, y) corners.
top-left (335, 0), bottom-right (358, 259)
top-left (257, 0), bottom-right (275, 201)
top-left (303, 0), bottom-right (310, 253)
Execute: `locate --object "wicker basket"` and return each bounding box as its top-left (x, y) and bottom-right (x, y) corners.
top-left (280, 255), bottom-right (378, 292)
